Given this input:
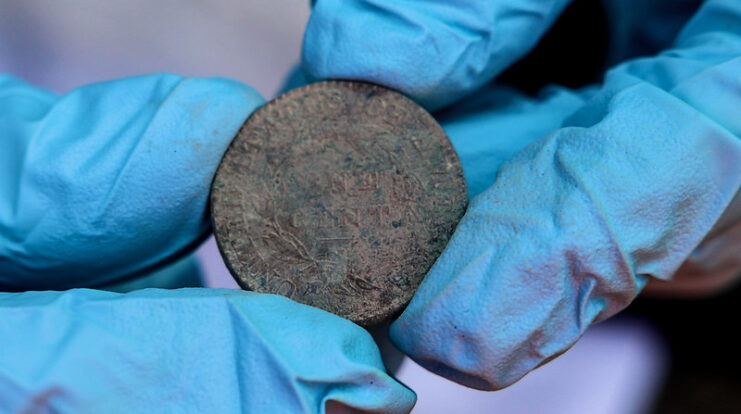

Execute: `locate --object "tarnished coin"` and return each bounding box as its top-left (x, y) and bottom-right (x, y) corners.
top-left (210, 81), bottom-right (467, 326)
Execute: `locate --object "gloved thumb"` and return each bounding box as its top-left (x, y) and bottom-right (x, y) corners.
top-left (0, 74), bottom-right (264, 290)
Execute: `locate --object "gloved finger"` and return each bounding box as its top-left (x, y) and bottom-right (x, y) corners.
top-left (0, 74), bottom-right (264, 291)
top-left (436, 83), bottom-right (595, 198)
top-left (643, 188), bottom-right (741, 297)
top-left (0, 288), bottom-right (415, 413)
top-left (390, 0), bottom-right (741, 390)
top-left (302, 0), bottom-right (573, 110)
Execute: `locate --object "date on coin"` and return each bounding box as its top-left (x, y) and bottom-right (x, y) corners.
top-left (210, 81), bottom-right (467, 326)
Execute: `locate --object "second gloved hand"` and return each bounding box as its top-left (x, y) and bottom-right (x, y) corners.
top-left (303, 0), bottom-right (741, 390)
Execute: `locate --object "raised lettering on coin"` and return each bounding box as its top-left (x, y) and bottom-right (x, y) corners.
top-left (211, 81), bottom-right (467, 326)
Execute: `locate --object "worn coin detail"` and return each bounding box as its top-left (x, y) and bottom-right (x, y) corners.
top-left (210, 81), bottom-right (467, 326)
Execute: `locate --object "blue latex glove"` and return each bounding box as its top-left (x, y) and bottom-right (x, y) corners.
top-left (0, 75), bottom-right (415, 412)
top-left (303, 0), bottom-right (573, 110)
top-left (303, 0), bottom-right (741, 389)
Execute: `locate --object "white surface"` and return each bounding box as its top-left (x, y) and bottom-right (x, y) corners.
top-left (1, 3), bottom-right (669, 413)
top-left (199, 237), bottom-right (240, 289)
top-left (0, 1), bottom-right (310, 98)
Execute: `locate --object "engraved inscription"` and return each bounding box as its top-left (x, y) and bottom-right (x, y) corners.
top-left (211, 81), bottom-right (467, 326)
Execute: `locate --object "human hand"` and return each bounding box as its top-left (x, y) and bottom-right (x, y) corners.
top-left (0, 288), bottom-right (414, 413)
top-left (0, 74), bottom-right (415, 412)
top-left (0, 74), bottom-right (259, 290)
top-left (302, 0), bottom-right (741, 389)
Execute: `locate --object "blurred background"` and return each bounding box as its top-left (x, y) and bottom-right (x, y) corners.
top-left (4, 1), bottom-right (737, 412)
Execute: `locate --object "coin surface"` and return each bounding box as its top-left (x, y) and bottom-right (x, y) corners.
top-left (211, 81), bottom-right (467, 326)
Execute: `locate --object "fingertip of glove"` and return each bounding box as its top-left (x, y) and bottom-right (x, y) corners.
top-left (179, 76), bottom-right (265, 120)
top-left (223, 293), bottom-right (417, 413)
top-left (322, 375), bottom-right (417, 414)
top-left (146, 75), bottom-right (265, 160)
top-left (302, 1), bottom-right (491, 110)
top-left (389, 310), bottom-right (500, 391)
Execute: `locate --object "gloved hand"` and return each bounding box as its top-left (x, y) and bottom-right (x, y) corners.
top-left (0, 74), bottom-right (415, 413)
top-left (303, 0), bottom-right (741, 389)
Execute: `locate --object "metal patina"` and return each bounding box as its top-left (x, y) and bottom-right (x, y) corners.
top-left (210, 81), bottom-right (467, 326)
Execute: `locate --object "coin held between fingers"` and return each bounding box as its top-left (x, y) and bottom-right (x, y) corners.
top-left (210, 81), bottom-right (467, 326)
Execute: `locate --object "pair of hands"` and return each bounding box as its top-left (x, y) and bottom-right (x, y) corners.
top-left (3, 0), bottom-right (741, 412)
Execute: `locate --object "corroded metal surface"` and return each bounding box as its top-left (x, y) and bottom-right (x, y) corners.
top-left (210, 81), bottom-right (467, 326)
